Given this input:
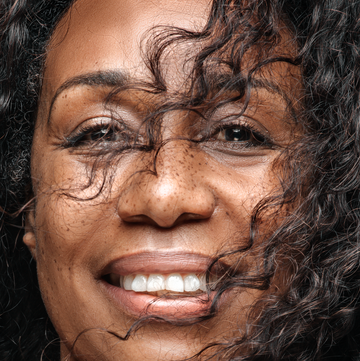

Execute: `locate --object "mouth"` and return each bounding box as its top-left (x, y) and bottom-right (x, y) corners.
top-left (103, 272), bottom-right (218, 296)
top-left (99, 251), bottom-right (229, 320)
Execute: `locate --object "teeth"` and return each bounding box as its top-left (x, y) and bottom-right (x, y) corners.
top-left (199, 274), bottom-right (207, 292)
top-left (165, 273), bottom-right (184, 292)
top-left (124, 275), bottom-right (134, 290)
top-left (117, 273), bottom-right (212, 293)
top-left (184, 273), bottom-right (201, 292)
top-left (147, 274), bottom-right (165, 292)
top-left (131, 274), bottom-right (147, 292)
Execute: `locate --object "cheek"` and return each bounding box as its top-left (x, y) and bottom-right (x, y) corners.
top-left (211, 161), bottom-right (279, 217)
top-left (33, 198), bottom-right (121, 341)
top-left (34, 194), bottom-right (114, 267)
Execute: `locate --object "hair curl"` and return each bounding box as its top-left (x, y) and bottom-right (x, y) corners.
top-left (2, 0), bottom-right (360, 360)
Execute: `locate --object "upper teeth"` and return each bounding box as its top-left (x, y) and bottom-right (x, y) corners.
top-left (119, 273), bottom-right (208, 293)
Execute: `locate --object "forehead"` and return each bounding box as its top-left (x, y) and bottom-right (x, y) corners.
top-left (43, 0), bottom-right (211, 96)
top-left (41, 0), bottom-right (301, 123)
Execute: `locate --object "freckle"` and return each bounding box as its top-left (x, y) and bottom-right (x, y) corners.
top-left (54, 259), bottom-right (57, 263)
top-left (69, 267), bottom-right (71, 271)
top-left (226, 212), bottom-right (230, 216)
top-left (126, 200), bottom-right (129, 203)
top-left (199, 163), bottom-right (201, 165)
top-left (42, 249), bottom-right (44, 255)
top-left (176, 173), bottom-right (179, 176)
top-left (66, 228), bottom-right (70, 232)
top-left (190, 154), bottom-right (194, 158)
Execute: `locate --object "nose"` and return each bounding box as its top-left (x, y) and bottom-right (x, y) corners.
top-left (117, 142), bottom-right (216, 228)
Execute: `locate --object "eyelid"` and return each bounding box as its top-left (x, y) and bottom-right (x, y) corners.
top-left (63, 116), bottom-right (126, 147)
top-left (207, 102), bottom-right (272, 135)
top-left (205, 115), bottom-right (273, 144)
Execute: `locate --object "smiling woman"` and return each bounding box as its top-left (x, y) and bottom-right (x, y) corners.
top-left (2, 0), bottom-right (360, 360)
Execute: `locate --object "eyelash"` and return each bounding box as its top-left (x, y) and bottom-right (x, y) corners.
top-left (63, 118), bottom-right (272, 150)
top-left (209, 120), bottom-right (271, 148)
top-left (63, 121), bottom-right (129, 148)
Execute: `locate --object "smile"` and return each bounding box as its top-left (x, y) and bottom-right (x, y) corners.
top-left (99, 252), bottom-right (230, 319)
top-left (105, 272), bottom-right (217, 294)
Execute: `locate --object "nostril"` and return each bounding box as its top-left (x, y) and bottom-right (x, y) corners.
top-left (120, 211), bottom-right (212, 229)
top-left (118, 189), bottom-right (216, 227)
top-left (176, 212), bottom-right (212, 223)
top-left (119, 214), bottom-right (164, 227)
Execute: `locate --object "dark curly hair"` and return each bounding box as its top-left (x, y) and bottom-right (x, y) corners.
top-left (2, 0), bottom-right (360, 360)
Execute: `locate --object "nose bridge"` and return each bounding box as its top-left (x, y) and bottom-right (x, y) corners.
top-left (117, 140), bottom-right (216, 228)
top-left (153, 140), bottom-right (195, 187)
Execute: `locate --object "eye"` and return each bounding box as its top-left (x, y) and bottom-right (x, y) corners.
top-left (82, 126), bottom-right (118, 142)
top-left (64, 120), bottom-right (131, 149)
top-left (215, 125), bottom-right (267, 146)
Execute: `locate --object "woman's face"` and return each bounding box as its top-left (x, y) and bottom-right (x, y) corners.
top-left (24, 0), bottom-right (301, 359)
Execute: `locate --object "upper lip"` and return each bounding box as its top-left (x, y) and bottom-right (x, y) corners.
top-left (101, 251), bottom-right (231, 277)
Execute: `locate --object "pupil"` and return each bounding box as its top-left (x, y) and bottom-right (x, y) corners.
top-left (91, 129), bottom-right (112, 141)
top-left (224, 128), bottom-right (250, 141)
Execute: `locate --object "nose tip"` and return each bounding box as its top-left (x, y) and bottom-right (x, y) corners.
top-left (117, 164), bottom-right (216, 228)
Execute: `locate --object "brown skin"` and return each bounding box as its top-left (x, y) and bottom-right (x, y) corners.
top-left (23, 0), bottom-right (301, 359)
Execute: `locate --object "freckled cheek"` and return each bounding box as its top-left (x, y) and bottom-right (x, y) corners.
top-left (31, 138), bottom-right (102, 194)
top-left (35, 222), bottom-right (72, 287)
top-left (35, 249), bottom-right (88, 345)
top-left (35, 239), bottom-right (73, 331)
top-left (223, 169), bottom-right (277, 207)
top-left (246, 180), bottom-right (276, 208)
top-left (33, 193), bottom-right (106, 269)
top-left (34, 219), bottom-right (93, 320)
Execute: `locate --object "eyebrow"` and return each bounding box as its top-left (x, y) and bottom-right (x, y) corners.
top-left (209, 72), bottom-right (297, 121)
top-left (46, 69), bottom-right (293, 125)
top-left (47, 69), bottom-right (129, 124)
top-left (210, 72), bottom-right (285, 98)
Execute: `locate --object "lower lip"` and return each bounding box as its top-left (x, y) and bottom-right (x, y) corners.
top-left (101, 280), bottom-right (218, 320)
